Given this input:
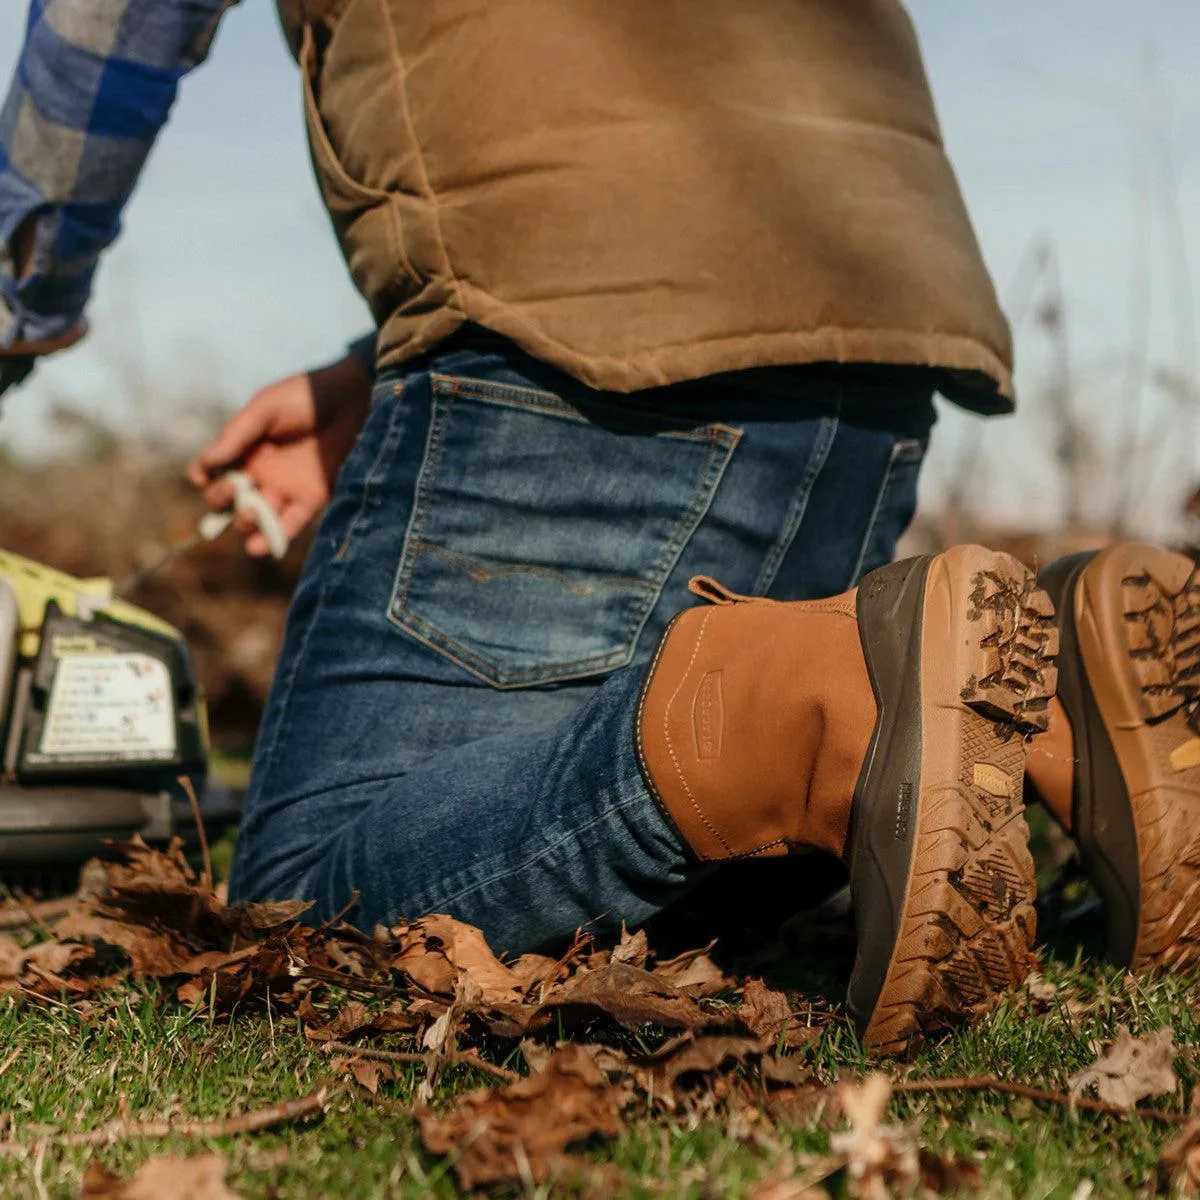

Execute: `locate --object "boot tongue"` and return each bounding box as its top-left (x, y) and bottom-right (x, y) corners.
top-left (687, 576), bottom-right (763, 606)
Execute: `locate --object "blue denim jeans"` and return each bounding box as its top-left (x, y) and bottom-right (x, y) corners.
top-left (228, 338), bottom-right (935, 954)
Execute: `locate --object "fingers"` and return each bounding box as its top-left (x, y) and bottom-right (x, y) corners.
top-left (202, 476), bottom-right (237, 512)
top-left (189, 399), bottom-right (273, 486)
top-left (244, 495), bottom-right (318, 558)
top-left (188, 372), bottom-right (319, 490)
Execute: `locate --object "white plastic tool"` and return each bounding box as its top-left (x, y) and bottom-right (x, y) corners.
top-left (115, 470), bottom-right (289, 597)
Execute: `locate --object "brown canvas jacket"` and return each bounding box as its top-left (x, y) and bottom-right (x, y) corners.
top-left (278, 0), bottom-right (1013, 412)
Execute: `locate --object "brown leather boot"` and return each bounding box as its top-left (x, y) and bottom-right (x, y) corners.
top-left (1027, 542), bottom-right (1200, 972)
top-left (638, 544), bottom-right (1058, 1052)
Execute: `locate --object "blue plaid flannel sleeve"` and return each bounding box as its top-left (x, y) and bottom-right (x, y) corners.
top-left (0, 0), bottom-right (236, 349)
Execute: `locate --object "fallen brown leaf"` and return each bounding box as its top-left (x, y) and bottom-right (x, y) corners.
top-left (610, 925), bottom-right (649, 968)
top-left (830, 1074), bottom-right (919, 1200)
top-left (646, 1033), bottom-right (765, 1090)
top-left (741, 978), bottom-right (792, 1043)
top-left (1024, 973), bottom-right (1058, 1005)
top-left (78, 1153), bottom-right (241, 1199)
top-left (348, 1058), bottom-right (385, 1095)
top-left (508, 953), bottom-right (563, 993)
top-left (394, 915), bottom-right (525, 1003)
top-left (0, 936), bottom-right (94, 981)
top-left (302, 999), bottom-right (418, 1042)
top-left (739, 978), bottom-right (819, 1051)
top-left (652, 942), bottom-right (729, 997)
top-left (1067, 1027), bottom-right (1178, 1109)
top-left (418, 1043), bottom-right (623, 1189)
top-left (533, 961), bottom-right (721, 1034)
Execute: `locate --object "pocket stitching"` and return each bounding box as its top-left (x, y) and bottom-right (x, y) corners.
top-left (431, 374), bottom-right (735, 445)
top-left (386, 382), bottom-right (742, 687)
top-left (410, 538), bottom-right (659, 595)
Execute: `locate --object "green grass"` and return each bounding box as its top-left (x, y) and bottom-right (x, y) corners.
top-left (1, 943), bottom-right (1195, 1198)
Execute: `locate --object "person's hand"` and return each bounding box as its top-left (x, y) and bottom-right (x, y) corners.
top-left (188, 353), bottom-right (373, 556)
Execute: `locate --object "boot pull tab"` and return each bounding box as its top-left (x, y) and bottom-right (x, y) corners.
top-left (688, 576), bottom-right (760, 606)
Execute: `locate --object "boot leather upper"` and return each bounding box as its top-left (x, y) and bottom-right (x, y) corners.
top-left (637, 589), bottom-right (876, 862)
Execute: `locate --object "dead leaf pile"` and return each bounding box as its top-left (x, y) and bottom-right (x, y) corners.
top-left (2, 840), bottom-right (845, 1189)
top-left (1, 840), bottom-right (1192, 1195)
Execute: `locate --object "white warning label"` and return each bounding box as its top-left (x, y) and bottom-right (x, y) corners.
top-left (41, 653), bottom-right (176, 759)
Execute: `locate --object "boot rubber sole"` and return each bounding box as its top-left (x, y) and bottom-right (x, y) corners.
top-left (849, 544), bottom-right (1057, 1052)
top-left (1045, 543), bottom-right (1200, 972)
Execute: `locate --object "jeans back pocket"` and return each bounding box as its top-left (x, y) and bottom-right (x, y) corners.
top-left (389, 374), bottom-right (741, 687)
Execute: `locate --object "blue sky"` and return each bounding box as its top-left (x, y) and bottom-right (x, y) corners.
top-left (0, 2), bottom-right (1197, 530)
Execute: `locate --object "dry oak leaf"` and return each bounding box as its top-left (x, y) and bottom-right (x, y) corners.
top-left (175, 940), bottom-right (299, 1011)
top-left (610, 925), bottom-right (649, 968)
top-left (303, 999), bottom-right (419, 1043)
top-left (532, 961), bottom-right (721, 1034)
top-left (393, 915), bottom-right (525, 1002)
top-left (741, 977), bottom-right (792, 1042)
top-left (328, 1056), bottom-right (392, 1096)
top-left (81, 838), bottom-right (310, 946)
top-left (78, 1153), bottom-right (241, 1199)
top-left (0, 935), bottom-right (93, 979)
top-left (740, 977), bottom-right (823, 1052)
top-left (55, 911), bottom-right (200, 978)
top-left (1067, 1026), bottom-right (1179, 1109)
top-left (645, 1033), bottom-right (766, 1091)
top-left (651, 942), bottom-right (729, 997)
top-left (418, 1043), bottom-right (623, 1190)
top-left (508, 952), bottom-right (564, 993)
top-left (830, 1074), bottom-right (919, 1200)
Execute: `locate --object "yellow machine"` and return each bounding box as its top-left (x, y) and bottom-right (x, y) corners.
top-left (0, 550), bottom-right (231, 889)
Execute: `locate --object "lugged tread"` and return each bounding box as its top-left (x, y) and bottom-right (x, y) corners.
top-left (1113, 552), bottom-right (1200, 972)
top-left (1123, 557), bottom-right (1200, 723)
top-left (864, 549), bottom-right (1050, 1052)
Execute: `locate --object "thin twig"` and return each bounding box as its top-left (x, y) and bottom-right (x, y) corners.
top-left (317, 891), bottom-right (362, 933)
top-left (178, 775), bottom-right (213, 891)
top-left (456, 1049), bottom-right (521, 1085)
top-left (893, 1074), bottom-right (1190, 1124)
top-left (0, 1088), bottom-right (329, 1155)
top-left (321, 1041), bottom-right (519, 1085)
